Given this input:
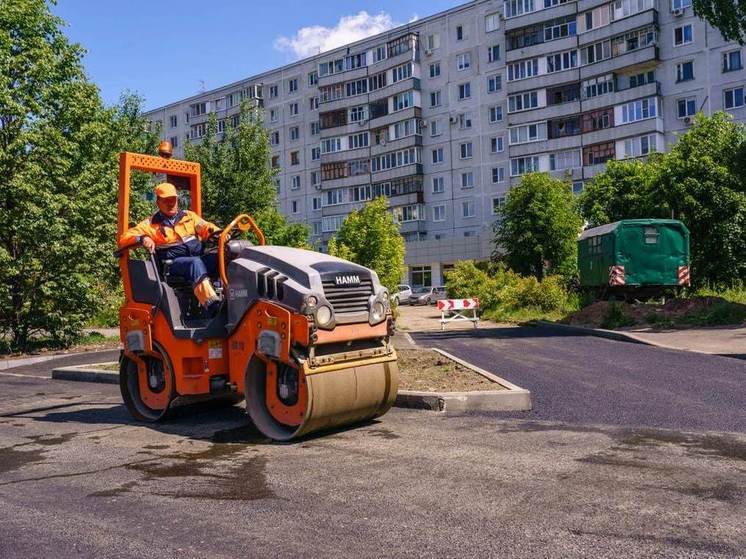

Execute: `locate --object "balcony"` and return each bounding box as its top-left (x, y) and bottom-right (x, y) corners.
top-left (368, 77), bottom-right (421, 105)
top-left (579, 8), bottom-right (658, 47)
top-left (507, 35), bottom-right (578, 63)
top-left (510, 134), bottom-right (582, 156)
top-left (320, 146), bottom-right (371, 164)
top-left (579, 45), bottom-right (658, 79)
top-left (583, 115), bottom-right (663, 145)
top-left (370, 134), bottom-right (422, 157)
top-left (317, 65), bottom-right (369, 89)
top-left (504, 1), bottom-right (579, 31)
top-left (371, 106), bottom-right (421, 129)
top-left (506, 67), bottom-right (581, 94)
top-left (581, 80), bottom-right (659, 112)
top-left (508, 100), bottom-right (581, 125)
top-left (371, 163), bottom-right (423, 182)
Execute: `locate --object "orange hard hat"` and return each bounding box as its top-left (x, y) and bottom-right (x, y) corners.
top-left (154, 182), bottom-right (177, 198)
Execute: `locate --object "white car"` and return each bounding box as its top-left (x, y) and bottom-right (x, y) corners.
top-left (409, 286), bottom-right (447, 306)
top-left (392, 284), bottom-right (412, 305)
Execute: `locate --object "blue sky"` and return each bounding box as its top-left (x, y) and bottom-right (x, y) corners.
top-left (52, 0), bottom-right (460, 111)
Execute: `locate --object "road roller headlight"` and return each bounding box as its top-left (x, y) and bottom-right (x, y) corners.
top-left (315, 304), bottom-right (334, 328)
top-left (371, 301), bottom-right (386, 323)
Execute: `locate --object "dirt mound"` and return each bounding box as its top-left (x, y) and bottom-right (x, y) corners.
top-left (562, 296), bottom-right (746, 329)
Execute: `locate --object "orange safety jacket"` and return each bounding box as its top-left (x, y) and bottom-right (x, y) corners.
top-left (119, 210), bottom-right (220, 259)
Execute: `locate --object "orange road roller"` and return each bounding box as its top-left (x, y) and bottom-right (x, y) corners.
top-left (115, 144), bottom-right (398, 440)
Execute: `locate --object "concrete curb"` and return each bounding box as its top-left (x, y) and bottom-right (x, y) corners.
top-left (0, 355), bottom-right (63, 371)
top-left (52, 364), bottom-right (119, 384)
top-left (536, 320), bottom-right (659, 347)
top-left (394, 348), bottom-right (532, 413)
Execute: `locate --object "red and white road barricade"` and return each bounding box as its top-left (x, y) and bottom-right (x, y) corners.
top-left (437, 298), bottom-right (480, 330)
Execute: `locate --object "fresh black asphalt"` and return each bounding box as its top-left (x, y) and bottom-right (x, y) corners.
top-left (412, 325), bottom-right (746, 433)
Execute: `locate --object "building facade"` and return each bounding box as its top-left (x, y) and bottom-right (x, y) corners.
top-left (145, 0), bottom-right (746, 287)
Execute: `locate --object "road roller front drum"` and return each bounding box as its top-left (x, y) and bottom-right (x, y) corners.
top-left (245, 354), bottom-right (399, 441)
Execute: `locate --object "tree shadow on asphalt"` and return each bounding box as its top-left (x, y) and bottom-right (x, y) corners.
top-left (412, 324), bottom-right (588, 342)
top-left (24, 401), bottom-right (381, 445)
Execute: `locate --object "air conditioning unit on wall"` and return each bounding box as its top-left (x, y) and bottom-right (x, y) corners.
top-left (672, 8), bottom-right (684, 16)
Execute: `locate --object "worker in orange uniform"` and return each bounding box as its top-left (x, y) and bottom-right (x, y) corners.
top-left (119, 182), bottom-right (221, 312)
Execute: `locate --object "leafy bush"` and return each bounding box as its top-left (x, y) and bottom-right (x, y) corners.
top-left (679, 301), bottom-right (746, 326)
top-left (445, 261), bottom-right (577, 322)
top-left (601, 302), bottom-right (635, 329)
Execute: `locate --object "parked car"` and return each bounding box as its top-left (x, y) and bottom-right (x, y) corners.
top-left (392, 284), bottom-right (412, 305)
top-left (409, 286), bottom-right (447, 305)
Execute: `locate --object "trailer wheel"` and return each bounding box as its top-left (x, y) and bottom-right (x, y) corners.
top-left (120, 342), bottom-right (175, 422)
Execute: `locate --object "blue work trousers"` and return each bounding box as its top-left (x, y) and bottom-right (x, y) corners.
top-left (168, 253), bottom-right (218, 288)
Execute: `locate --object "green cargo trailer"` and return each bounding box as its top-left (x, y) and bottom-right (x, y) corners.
top-left (578, 219), bottom-right (690, 299)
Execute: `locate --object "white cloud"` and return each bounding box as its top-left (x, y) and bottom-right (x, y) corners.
top-left (274, 11), bottom-right (401, 60)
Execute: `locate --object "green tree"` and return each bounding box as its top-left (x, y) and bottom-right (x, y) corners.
top-left (692, 0), bottom-right (746, 44)
top-left (327, 197), bottom-right (405, 292)
top-left (494, 173), bottom-right (582, 280)
top-left (579, 112), bottom-right (746, 286)
top-left (0, 0), bottom-right (157, 350)
top-left (184, 103), bottom-right (307, 247)
top-left (578, 158), bottom-right (661, 226)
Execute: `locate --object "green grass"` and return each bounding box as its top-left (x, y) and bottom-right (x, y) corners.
top-left (0, 332), bottom-right (119, 358)
top-left (484, 305), bottom-right (574, 324)
top-left (695, 284), bottom-right (746, 305)
top-left (678, 300), bottom-right (746, 327)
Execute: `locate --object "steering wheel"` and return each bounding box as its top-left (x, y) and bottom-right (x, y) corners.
top-left (217, 214), bottom-right (265, 288)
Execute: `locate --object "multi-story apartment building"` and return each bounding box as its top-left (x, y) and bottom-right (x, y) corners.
top-left (145, 0), bottom-right (746, 288)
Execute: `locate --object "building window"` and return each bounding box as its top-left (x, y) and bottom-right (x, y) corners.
top-left (309, 97), bottom-right (319, 111)
top-left (461, 171), bottom-right (475, 188)
top-left (291, 175), bottom-right (301, 190)
top-left (504, 0), bottom-right (536, 18)
top-left (507, 59), bottom-right (539, 81)
top-left (348, 132), bottom-right (369, 150)
top-left (547, 50), bottom-right (578, 73)
top-left (676, 61), bottom-right (694, 82)
top-left (433, 205), bottom-right (446, 221)
top-left (291, 151), bottom-right (300, 165)
top-left (391, 62), bottom-right (413, 83)
top-left (458, 113), bottom-right (472, 129)
top-left (583, 141), bottom-right (615, 165)
top-left (311, 147), bottom-right (320, 160)
top-left (723, 50), bottom-right (743, 72)
top-left (488, 74), bottom-right (502, 93)
top-left (311, 121), bottom-right (320, 135)
top-left (509, 122), bottom-right (547, 144)
top-left (485, 13), bottom-right (500, 32)
top-left (581, 108), bottom-right (613, 132)
top-left (492, 196), bottom-right (505, 215)
top-left (674, 24), bottom-right (693, 46)
top-left (458, 83), bottom-right (471, 100)
top-left (346, 79), bottom-right (368, 97)
top-left (457, 53), bottom-right (471, 71)
top-left (288, 78), bottom-right (298, 93)
top-left (430, 62), bottom-right (441, 78)
top-left (492, 167), bottom-right (505, 183)
top-left (724, 87), bottom-right (745, 109)
top-left (672, 0), bottom-right (691, 9)
top-left (392, 91), bottom-right (413, 111)
top-left (432, 148), bottom-right (444, 164)
top-left (312, 196), bottom-right (322, 211)
top-left (271, 155), bottom-right (279, 168)
top-left (462, 200), bottom-right (475, 217)
top-left (269, 131), bottom-right (280, 145)
top-left (290, 200), bottom-right (299, 214)
top-left (312, 221), bottom-right (322, 235)
top-left (426, 33), bottom-right (440, 51)
top-left (508, 91), bottom-right (539, 113)
top-left (308, 71), bottom-right (318, 86)
top-left (549, 149), bottom-right (581, 171)
top-left (289, 102), bottom-right (299, 116)
top-left (489, 105), bottom-right (503, 123)
top-left (430, 90), bottom-right (441, 107)
top-left (348, 105), bottom-right (368, 123)
top-left (544, 16), bottom-right (577, 42)
top-left (623, 134), bottom-right (658, 157)
top-left (460, 142), bottom-right (473, 159)
top-left (269, 85), bottom-right (278, 98)
top-left (491, 136), bottom-right (504, 153)
top-left (169, 115), bottom-right (178, 128)
top-left (270, 109), bottom-right (278, 123)
top-left (677, 98), bottom-right (696, 118)
top-left (411, 265), bottom-right (432, 287)
top-left (430, 120), bottom-right (440, 137)
top-left (311, 171), bottom-right (320, 186)
top-left (456, 25), bottom-right (464, 41)
top-left (488, 45), bottom-right (500, 63)
top-left (582, 74), bottom-right (614, 99)
top-left (289, 126), bottom-right (299, 141)
top-left (621, 97), bottom-right (657, 123)
top-left (580, 40), bottom-right (611, 65)
top-left (432, 176), bottom-right (444, 193)
top-left (510, 156), bottom-right (540, 176)
top-left (169, 136), bottom-right (179, 148)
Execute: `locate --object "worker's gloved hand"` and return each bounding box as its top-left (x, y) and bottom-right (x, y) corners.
top-left (142, 237), bottom-right (155, 253)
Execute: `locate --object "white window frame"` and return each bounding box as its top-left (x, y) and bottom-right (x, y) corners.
top-left (432, 176), bottom-right (445, 193)
top-left (677, 97), bottom-right (696, 119)
top-left (433, 205), bottom-right (446, 222)
top-left (457, 53), bottom-right (472, 71)
top-left (462, 200), bottom-right (476, 218)
top-left (673, 24), bottom-right (693, 46)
